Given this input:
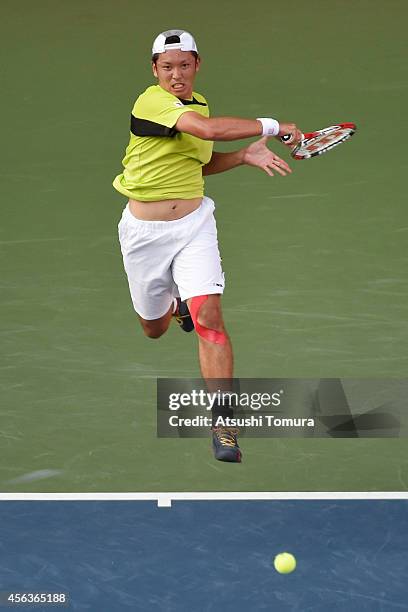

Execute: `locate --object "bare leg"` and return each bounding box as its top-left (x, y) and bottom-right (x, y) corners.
top-left (187, 294), bottom-right (233, 378)
top-left (198, 335), bottom-right (233, 378)
top-left (139, 302), bottom-right (173, 339)
top-left (188, 295), bottom-right (241, 461)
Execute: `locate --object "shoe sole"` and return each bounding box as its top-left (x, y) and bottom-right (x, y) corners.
top-left (213, 447), bottom-right (242, 463)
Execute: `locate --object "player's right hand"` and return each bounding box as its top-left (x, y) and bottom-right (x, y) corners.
top-left (277, 123), bottom-right (302, 146)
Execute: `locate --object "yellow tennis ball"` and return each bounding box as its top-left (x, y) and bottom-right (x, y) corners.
top-left (274, 552), bottom-right (297, 574)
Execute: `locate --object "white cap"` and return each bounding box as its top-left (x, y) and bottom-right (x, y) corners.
top-left (152, 29), bottom-right (198, 55)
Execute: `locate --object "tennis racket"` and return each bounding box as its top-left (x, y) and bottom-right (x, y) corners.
top-left (281, 123), bottom-right (357, 160)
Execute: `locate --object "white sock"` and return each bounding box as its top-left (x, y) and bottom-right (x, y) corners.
top-left (172, 298), bottom-right (178, 314)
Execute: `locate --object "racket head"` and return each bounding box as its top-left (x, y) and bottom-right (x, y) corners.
top-left (291, 123), bottom-right (357, 160)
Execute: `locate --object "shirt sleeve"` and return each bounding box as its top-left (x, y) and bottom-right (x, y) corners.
top-left (134, 87), bottom-right (193, 129)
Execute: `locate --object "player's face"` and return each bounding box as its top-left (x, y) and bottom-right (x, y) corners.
top-left (152, 50), bottom-right (200, 99)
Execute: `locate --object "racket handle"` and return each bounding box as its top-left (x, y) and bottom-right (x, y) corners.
top-left (280, 134), bottom-right (293, 143)
top-left (280, 133), bottom-right (304, 146)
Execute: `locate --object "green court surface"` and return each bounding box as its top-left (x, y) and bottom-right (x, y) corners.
top-left (1, 1), bottom-right (407, 492)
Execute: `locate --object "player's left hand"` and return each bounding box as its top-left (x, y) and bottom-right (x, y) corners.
top-left (242, 137), bottom-right (292, 177)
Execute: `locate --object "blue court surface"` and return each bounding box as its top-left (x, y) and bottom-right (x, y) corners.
top-left (0, 500), bottom-right (407, 611)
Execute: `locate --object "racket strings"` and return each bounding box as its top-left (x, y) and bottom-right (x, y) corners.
top-left (303, 129), bottom-right (351, 148)
top-left (294, 124), bottom-right (356, 159)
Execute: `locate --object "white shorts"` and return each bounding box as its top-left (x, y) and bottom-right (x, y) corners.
top-left (118, 196), bottom-right (225, 320)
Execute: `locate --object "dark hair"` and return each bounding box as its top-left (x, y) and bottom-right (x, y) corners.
top-left (152, 51), bottom-right (198, 65)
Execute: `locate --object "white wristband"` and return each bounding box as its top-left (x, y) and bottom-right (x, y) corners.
top-left (256, 117), bottom-right (280, 137)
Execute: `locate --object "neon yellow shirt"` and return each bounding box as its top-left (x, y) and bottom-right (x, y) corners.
top-left (113, 85), bottom-right (213, 201)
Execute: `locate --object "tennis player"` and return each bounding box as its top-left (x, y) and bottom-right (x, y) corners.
top-left (113, 29), bottom-right (301, 463)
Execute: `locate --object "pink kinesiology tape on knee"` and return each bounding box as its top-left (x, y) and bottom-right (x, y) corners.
top-left (190, 296), bottom-right (227, 345)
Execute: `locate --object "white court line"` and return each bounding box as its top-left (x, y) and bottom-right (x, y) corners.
top-left (1, 492), bottom-right (408, 507)
top-left (266, 192), bottom-right (329, 200)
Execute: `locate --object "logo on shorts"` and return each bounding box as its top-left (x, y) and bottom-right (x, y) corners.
top-left (214, 283), bottom-right (223, 287)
